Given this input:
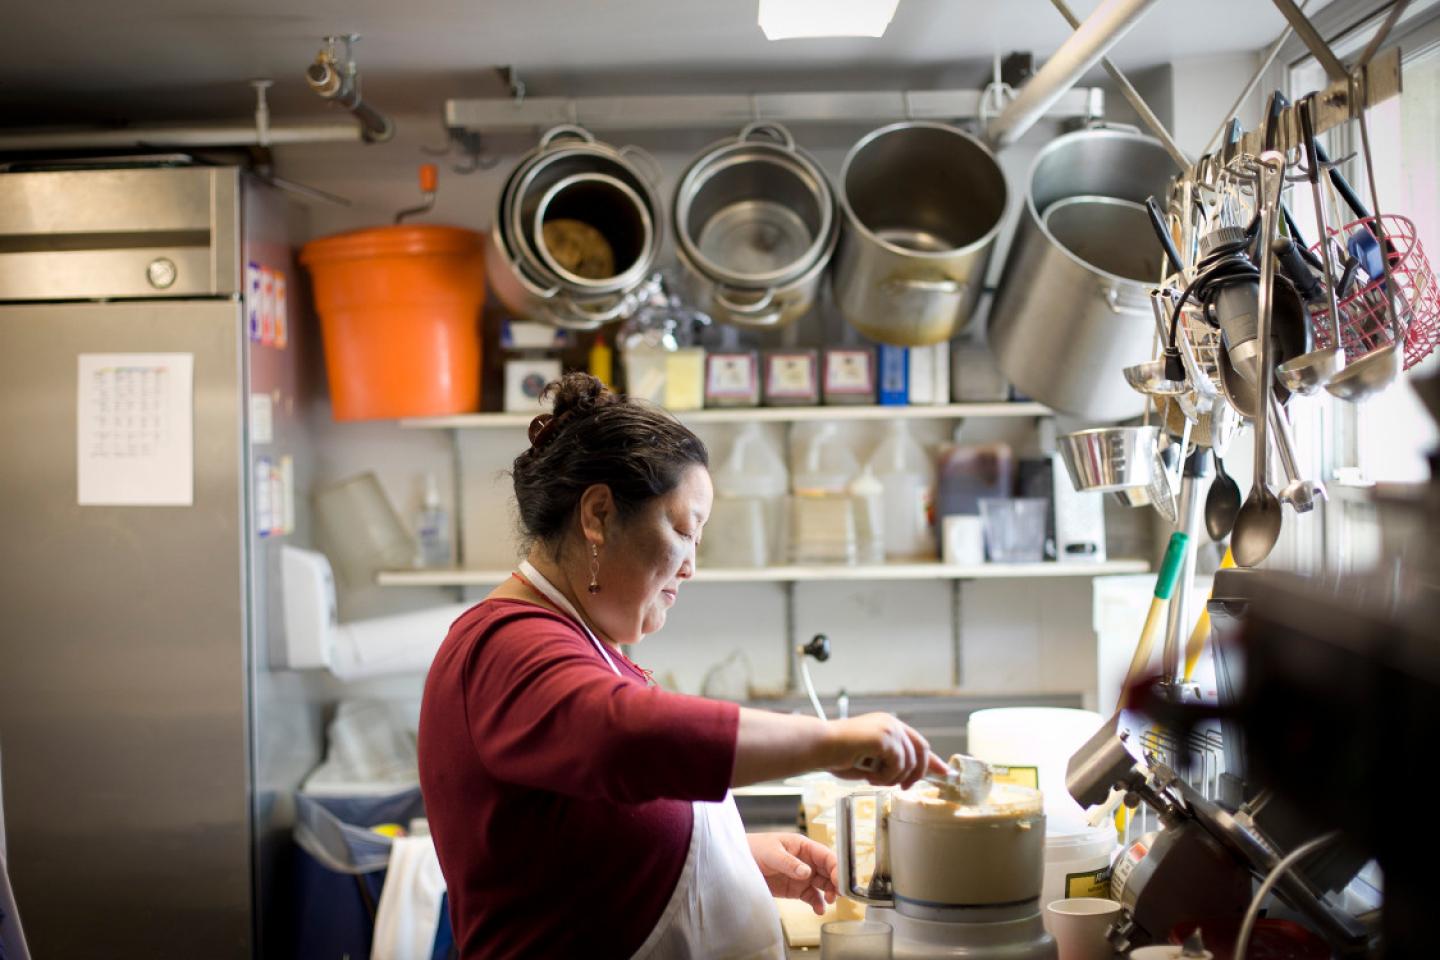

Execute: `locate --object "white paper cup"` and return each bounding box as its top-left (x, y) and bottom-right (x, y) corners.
top-left (1045, 897), bottom-right (1121, 960)
top-left (1129, 946), bottom-right (1213, 959)
top-left (942, 514), bottom-right (985, 565)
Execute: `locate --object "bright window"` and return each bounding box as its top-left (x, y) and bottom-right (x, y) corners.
top-left (1284, 7), bottom-right (1440, 573)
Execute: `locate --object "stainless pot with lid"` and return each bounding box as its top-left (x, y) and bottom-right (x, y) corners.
top-left (988, 128), bottom-right (1175, 420)
top-left (487, 125), bottom-right (664, 330)
top-left (833, 121), bottom-right (1008, 347)
top-left (673, 122), bottom-right (838, 328)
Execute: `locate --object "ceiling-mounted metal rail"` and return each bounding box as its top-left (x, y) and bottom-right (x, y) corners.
top-left (443, 86), bottom-right (1104, 134)
top-left (1177, 45), bottom-right (1401, 190)
top-left (1048, 0), bottom-right (1188, 169)
top-left (985, 0), bottom-right (1160, 149)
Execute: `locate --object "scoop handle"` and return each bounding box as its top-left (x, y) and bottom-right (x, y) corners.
top-left (1146, 196), bottom-right (1186, 276)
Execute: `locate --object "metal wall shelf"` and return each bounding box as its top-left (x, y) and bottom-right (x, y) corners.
top-left (401, 401), bottom-right (1053, 430)
top-left (377, 558), bottom-right (1148, 587)
top-left (444, 88), bottom-right (1103, 133)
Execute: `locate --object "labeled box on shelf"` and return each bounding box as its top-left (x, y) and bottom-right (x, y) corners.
top-left (822, 347), bottom-right (876, 405)
top-left (762, 349), bottom-right (819, 406)
top-left (704, 351), bottom-right (761, 407)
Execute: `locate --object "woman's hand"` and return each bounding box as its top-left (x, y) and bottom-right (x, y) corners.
top-left (746, 832), bottom-right (839, 915)
top-left (825, 713), bottom-right (947, 789)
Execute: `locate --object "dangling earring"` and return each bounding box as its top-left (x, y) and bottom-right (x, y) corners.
top-left (588, 543), bottom-right (601, 594)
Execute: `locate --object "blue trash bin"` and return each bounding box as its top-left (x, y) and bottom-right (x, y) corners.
top-left (292, 786), bottom-right (427, 960)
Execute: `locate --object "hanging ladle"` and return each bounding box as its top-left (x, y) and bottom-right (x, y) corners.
top-left (1277, 95), bottom-right (1347, 395)
top-left (1231, 150), bottom-right (1286, 568)
top-left (1126, 198), bottom-right (1191, 397)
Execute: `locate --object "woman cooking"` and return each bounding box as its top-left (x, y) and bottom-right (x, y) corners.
top-left (419, 373), bottom-right (945, 959)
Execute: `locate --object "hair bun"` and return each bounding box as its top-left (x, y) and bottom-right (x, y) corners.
top-left (543, 371), bottom-right (611, 421)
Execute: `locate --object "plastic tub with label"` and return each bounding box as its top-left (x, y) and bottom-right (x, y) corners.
top-left (1040, 822), bottom-right (1119, 926)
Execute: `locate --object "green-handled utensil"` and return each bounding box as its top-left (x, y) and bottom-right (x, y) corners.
top-left (1117, 531), bottom-right (1190, 711)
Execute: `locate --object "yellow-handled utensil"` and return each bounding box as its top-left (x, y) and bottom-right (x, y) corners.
top-left (1116, 531), bottom-right (1190, 711)
top-left (1182, 546), bottom-right (1236, 681)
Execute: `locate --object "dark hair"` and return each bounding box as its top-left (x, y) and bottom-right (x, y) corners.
top-left (512, 372), bottom-right (709, 547)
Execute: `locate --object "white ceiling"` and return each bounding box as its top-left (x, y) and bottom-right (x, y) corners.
top-left (0, 0), bottom-right (1307, 127)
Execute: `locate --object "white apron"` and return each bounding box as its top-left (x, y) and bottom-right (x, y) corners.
top-left (518, 563), bottom-right (786, 960)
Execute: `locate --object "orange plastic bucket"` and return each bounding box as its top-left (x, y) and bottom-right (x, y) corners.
top-left (300, 225), bottom-right (485, 421)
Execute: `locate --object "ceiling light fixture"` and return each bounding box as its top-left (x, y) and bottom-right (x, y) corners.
top-left (758, 0), bottom-right (901, 40)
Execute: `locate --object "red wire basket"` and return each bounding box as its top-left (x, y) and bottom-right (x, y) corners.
top-left (1307, 215), bottom-right (1439, 370)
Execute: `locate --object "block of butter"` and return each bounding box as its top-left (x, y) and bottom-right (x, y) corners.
top-left (776, 897), bottom-right (867, 948)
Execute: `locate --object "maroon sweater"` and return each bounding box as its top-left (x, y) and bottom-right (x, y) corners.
top-left (418, 599), bottom-right (741, 959)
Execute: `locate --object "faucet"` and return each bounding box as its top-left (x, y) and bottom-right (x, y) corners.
top-left (797, 633), bottom-right (840, 721)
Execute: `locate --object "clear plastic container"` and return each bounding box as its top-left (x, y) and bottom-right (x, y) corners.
top-left (868, 420), bottom-right (936, 560)
top-left (702, 423), bottom-right (788, 568)
top-left (979, 497), bottom-right (1048, 563)
top-left (792, 423), bottom-right (858, 495)
top-left (849, 464), bottom-right (885, 566)
top-left (314, 472), bottom-right (416, 588)
top-left (790, 424), bottom-right (860, 565)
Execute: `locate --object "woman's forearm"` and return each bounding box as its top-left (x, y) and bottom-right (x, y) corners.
top-left (731, 706), bottom-right (941, 789)
top-left (731, 707), bottom-right (837, 787)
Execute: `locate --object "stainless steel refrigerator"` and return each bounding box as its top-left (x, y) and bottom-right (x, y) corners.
top-left (0, 164), bottom-right (325, 958)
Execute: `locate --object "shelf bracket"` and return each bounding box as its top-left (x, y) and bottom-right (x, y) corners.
top-left (449, 426), bottom-right (467, 605)
top-left (951, 579), bottom-right (965, 688)
top-left (783, 580), bottom-right (797, 695)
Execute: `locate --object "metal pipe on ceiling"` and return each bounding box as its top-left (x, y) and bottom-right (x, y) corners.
top-left (305, 33), bottom-right (395, 144)
top-left (985, 0), bottom-right (1161, 150)
top-left (1048, 0), bottom-right (1189, 169)
top-left (0, 123), bottom-right (366, 152)
top-left (305, 60), bottom-right (394, 143)
top-left (1270, 0), bottom-right (1350, 82)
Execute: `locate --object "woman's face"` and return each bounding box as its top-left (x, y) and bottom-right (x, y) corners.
top-left (589, 465), bottom-right (712, 645)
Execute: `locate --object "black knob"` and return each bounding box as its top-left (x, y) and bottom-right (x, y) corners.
top-left (801, 634), bottom-right (830, 662)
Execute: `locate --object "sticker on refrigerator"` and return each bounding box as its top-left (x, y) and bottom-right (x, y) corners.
top-left (279, 455), bottom-right (295, 535)
top-left (77, 353), bottom-right (195, 506)
top-left (269, 458), bottom-right (286, 537)
top-left (250, 393), bottom-right (273, 445)
top-left (273, 272), bottom-right (288, 349)
top-left (246, 263), bottom-right (262, 341)
top-left (259, 268), bottom-right (276, 346)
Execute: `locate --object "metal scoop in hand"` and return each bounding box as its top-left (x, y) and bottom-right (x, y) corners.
top-left (923, 753), bottom-right (994, 805)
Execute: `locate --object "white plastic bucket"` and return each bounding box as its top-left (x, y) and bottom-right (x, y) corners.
top-left (1040, 823), bottom-right (1118, 926)
top-left (966, 706), bottom-right (1106, 831)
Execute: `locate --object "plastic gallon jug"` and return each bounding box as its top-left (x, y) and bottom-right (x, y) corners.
top-left (849, 464), bottom-right (885, 566)
top-left (790, 424), bottom-right (859, 564)
top-left (869, 420), bottom-right (935, 559)
top-left (702, 423), bottom-right (788, 568)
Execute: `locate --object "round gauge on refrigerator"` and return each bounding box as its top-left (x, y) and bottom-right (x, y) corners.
top-left (146, 257), bottom-right (178, 289)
